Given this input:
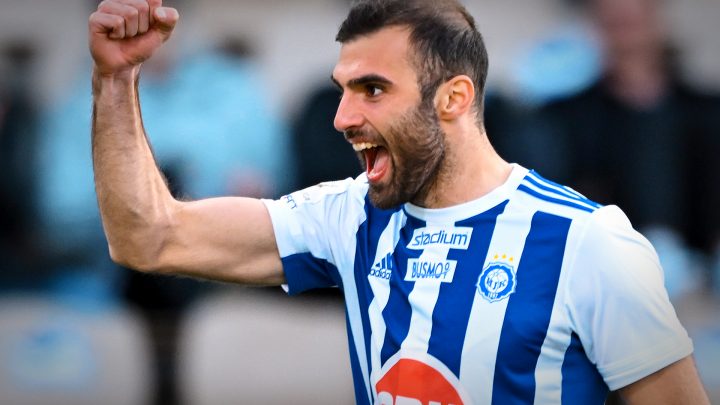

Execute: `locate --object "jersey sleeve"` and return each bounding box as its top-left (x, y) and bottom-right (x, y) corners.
top-left (262, 177), bottom-right (368, 295)
top-left (565, 205), bottom-right (694, 391)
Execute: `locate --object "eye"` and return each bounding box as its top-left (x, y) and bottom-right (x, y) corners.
top-left (365, 84), bottom-right (384, 98)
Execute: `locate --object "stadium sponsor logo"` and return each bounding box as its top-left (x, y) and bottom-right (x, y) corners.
top-left (405, 259), bottom-right (456, 283)
top-left (477, 259), bottom-right (517, 303)
top-left (370, 252), bottom-right (394, 280)
top-left (374, 352), bottom-right (470, 405)
top-left (407, 227), bottom-right (473, 250)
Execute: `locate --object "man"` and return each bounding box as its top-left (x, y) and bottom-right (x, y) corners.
top-left (88, 0), bottom-right (709, 403)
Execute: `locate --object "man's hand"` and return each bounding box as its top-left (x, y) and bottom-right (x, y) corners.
top-left (89, 0), bottom-right (179, 76)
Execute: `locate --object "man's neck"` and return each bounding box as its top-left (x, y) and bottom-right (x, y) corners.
top-left (414, 123), bottom-right (512, 209)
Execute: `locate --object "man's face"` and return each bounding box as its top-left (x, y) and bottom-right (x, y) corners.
top-left (332, 26), bottom-right (446, 209)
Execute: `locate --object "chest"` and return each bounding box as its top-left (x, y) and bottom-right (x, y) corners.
top-left (358, 212), bottom-right (573, 355)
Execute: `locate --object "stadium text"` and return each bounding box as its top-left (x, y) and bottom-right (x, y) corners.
top-left (407, 227), bottom-right (472, 250)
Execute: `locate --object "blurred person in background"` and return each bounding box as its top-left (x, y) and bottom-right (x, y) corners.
top-left (0, 42), bottom-right (43, 290)
top-left (539, 0), bottom-right (720, 297)
top-left (292, 82), bottom-right (361, 190)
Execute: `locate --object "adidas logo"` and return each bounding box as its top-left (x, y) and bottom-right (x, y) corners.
top-left (369, 252), bottom-right (394, 280)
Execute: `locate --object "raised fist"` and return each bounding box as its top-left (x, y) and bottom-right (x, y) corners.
top-left (89, 0), bottom-right (179, 76)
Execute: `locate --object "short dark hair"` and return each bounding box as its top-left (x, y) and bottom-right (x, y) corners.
top-left (336, 0), bottom-right (489, 117)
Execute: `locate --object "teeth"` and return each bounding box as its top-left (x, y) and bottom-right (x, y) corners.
top-left (352, 142), bottom-right (378, 152)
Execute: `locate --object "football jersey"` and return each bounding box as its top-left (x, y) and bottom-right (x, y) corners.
top-left (263, 164), bottom-right (693, 405)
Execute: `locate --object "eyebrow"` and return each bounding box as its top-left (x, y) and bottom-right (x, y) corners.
top-left (330, 74), bottom-right (394, 90)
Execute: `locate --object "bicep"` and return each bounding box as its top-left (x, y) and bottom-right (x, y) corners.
top-left (619, 356), bottom-right (710, 405)
top-left (161, 196), bottom-right (285, 285)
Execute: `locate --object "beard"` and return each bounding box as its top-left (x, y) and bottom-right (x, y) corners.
top-left (354, 98), bottom-right (446, 209)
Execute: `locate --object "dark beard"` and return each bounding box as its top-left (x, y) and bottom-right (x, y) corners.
top-left (367, 99), bottom-right (446, 209)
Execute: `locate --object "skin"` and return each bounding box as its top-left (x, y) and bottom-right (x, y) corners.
top-left (332, 26), bottom-right (511, 209)
top-left (88, 1), bottom-right (710, 403)
top-left (343, 88), bottom-right (446, 209)
top-left (90, 0), bottom-right (283, 285)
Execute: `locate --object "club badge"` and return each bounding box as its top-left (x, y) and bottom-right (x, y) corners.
top-left (477, 260), bottom-right (517, 303)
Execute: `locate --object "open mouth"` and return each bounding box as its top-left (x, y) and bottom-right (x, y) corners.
top-left (353, 142), bottom-right (390, 183)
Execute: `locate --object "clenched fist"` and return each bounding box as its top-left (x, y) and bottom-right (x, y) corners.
top-left (89, 0), bottom-right (179, 76)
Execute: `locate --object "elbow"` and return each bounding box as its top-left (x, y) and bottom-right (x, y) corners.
top-left (108, 244), bottom-right (163, 273)
top-left (106, 220), bottom-right (174, 274)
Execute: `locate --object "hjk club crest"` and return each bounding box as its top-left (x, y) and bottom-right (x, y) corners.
top-left (477, 260), bottom-right (517, 303)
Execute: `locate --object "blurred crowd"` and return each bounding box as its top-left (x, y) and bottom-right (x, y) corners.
top-left (0, 0), bottom-right (719, 404)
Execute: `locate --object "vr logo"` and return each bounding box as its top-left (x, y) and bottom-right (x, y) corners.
top-left (377, 392), bottom-right (453, 405)
top-left (375, 355), bottom-right (468, 405)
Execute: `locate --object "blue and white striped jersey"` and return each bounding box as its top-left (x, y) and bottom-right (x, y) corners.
top-left (263, 164), bottom-right (692, 405)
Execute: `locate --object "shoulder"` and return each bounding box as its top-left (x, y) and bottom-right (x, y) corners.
top-left (564, 204), bottom-right (666, 317)
top-left (512, 169), bottom-right (602, 221)
top-left (573, 205), bottom-right (657, 271)
top-left (263, 175), bottom-right (371, 261)
top-left (510, 170), bottom-right (658, 286)
top-left (271, 175), bottom-right (369, 212)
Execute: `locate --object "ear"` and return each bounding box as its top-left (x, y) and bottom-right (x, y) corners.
top-left (434, 75), bottom-right (475, 121)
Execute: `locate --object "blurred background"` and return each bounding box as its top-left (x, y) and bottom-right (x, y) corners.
top-left (0, 0), bottom-right (718, 403)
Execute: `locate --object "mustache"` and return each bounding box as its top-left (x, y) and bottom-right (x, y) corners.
top-left (344, 127), bottom-right (378, 141)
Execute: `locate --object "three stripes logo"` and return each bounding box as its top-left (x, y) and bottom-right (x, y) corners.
top-left (370, 252), bottom-right (394, 280)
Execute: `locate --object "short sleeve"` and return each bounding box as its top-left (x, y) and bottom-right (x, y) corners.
top-left (565, 205), bottom-right (694, 391)
top-left (262, 176), bottom-right (368, 295)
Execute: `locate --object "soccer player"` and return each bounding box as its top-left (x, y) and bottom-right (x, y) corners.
top-left (88, 0), bottom-right (710, 403)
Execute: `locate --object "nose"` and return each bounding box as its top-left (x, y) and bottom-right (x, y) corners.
top-left (334, 93), bottom-right (364, 133)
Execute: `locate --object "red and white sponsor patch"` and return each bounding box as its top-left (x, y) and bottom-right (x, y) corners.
top-left (373, 353), bottom-right (471, 405)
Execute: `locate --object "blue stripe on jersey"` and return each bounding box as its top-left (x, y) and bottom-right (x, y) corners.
top-left (492, 211), bottom-right (571, 404)
top-left (379, 213), bottom-right (426, 366)
top-left (561, 333), bottom-right (608, 404)
top-left (427, 200), bottom-right (509, 377)
top-left (524, 175), bottom-right (600, 209)
top-left (346, 312), bottom-right (372, 405)
top-left (517, 184), bottom-right (596, 213)
top-left (528, 170), bottom-right (590, 202)
top-left (354, 197), bottom-right (401, 401)
top-left (281, 253), bottom-right (342, 295)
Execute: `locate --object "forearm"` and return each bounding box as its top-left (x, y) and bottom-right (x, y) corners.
top-left (87, 3), bottom-right (284, 283)
top-left (91, 67), bottom-right (176, 270)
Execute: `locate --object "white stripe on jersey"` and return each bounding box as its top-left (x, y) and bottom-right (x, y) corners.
top-left (338, 204), bottom-right (373, 404)
top-left (399, 218), bottom-right (453, 354)
top-left (459, 196), bottom-right (536, 404)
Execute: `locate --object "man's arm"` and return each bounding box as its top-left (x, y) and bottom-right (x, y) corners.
top-left (89, 0), bottom-right (284, 285)
top-left (619, 356), bottom-right (710, 405)
top-left (566, 206), bottom-right (710, 402)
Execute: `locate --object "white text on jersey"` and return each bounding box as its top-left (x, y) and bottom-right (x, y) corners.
top-left (406, 259), bottom-right (457, 283)
top-left (407, 227), bottom-right (473, 250)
